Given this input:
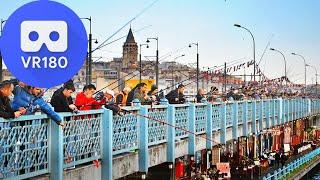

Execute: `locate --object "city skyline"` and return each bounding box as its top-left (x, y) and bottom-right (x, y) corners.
top-left (1, 0), bottom-right (319, 84)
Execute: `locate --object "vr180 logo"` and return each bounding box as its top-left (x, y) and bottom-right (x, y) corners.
top-left (0, 0), bottom-right (88, 88)
top-left (20, 20), bottom-right (68, 68)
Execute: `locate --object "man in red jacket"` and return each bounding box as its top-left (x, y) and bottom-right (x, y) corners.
top-left (75, 84), bottom-right (102, 110)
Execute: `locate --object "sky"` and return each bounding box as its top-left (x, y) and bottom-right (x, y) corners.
top-left (0, 0), bottom-right (319, 84)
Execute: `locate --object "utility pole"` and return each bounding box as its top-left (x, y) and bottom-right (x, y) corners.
top-left (234, 24), bottom-right (256, 81)
top-left (146, 37), bottom-right (159, 87)
top-left (139, 44), bottom-right (149, 83)
top-left (189, 43), bottom-right (199, 91)
top-left (0, 19), bottom-right (7, 82)
top-left (224, 62), bottom-right (227, 93)
top-left (81, 17), bottom-right (92, 85)
top-left (207, 67), bottom-right (209, 93)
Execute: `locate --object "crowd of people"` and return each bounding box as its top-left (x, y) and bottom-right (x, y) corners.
top-left (0, 79), bottom-right (188, 124)
top-left (0, 79), bottom-right (317, 125)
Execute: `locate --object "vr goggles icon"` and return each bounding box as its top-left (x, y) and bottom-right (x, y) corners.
top-left (21, 21), bottom-right (68, 52)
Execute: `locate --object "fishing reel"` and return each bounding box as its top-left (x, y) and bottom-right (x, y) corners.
top-left (73, 109), bottom-right (80, 114)
top-left (94, 91), bottom-right (105, 101)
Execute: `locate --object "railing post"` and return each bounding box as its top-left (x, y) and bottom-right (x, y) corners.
top-left (252, 101), bottom-right (257, 135)
top-left (259, 101), bottom-right (263, 132)
top-left (206, 102), bottom-right (213, 149)
top-left (50, 117), bottom-right (64, 180)
top-left (279, 98), bottom-right (283, 125)
top-left (188, 103), bottom-right (196, 156)
top-left (293, 99), bottom-right (296, 120)
top-left (266, 100), bottom-right (270, 129)
top-left (102, 109), bottom-right (113, 180)
top-left (232, 102), bottom-right (238, 140)
top-left (243, 101), bottom-right (248, 136)
top-left (220, 103), bottom-right (227, 145)
top-left (289, 99), bottom-right (292, 121)
top-left (138, 105), bottom-right (149, 174)
top-left (271, 100), bottom-right (275, 127)
top-left (274, 170), bottom-right (278, 180)
top-left (167, 102), bottom-right (175, 163)
top-left (307, 98), bottom-right (311, 117)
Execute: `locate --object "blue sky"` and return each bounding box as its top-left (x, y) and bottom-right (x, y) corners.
top-left (1, 0), bottom-right (319, 84)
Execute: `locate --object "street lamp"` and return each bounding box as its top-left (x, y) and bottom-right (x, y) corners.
top-left (146, 37), bottom-right (159, 87)
top-left (80, 17), bottom-right (93, 85)
top-left (291, 53), bottom-right (308, 91)
top-left (171, 54), bottom-right (185, 88)
top-left (189, 43), bottom-right (199, 91)
top-left (270, 48), bottom-right (287, 86)
top-left (0, 19), bottom-right (7, 82)
top-left (234, 24), bottom-right (256, 82)
top-left (139, 44), bottom-right (149, 83)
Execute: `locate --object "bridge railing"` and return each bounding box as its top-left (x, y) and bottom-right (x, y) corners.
top-left (195, 103), bottom-right (207, 134)
top-left (1, 98), bottom-right (320, 180)
top-left (112, 106), bottom-right (139, 155)
top-left (62, 110), bottom-right (104, 168)
top-left (263, 147), bottom-right (320, 180)
top-left (0, 115), bottom-right (50, 179)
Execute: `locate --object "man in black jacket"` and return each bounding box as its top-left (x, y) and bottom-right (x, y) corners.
top-left (50, 81), bottom-right (78, 112)
top-left (165, 84), bottom-right (186, 104)
top-left (0, 80), bottom-right (25, 119)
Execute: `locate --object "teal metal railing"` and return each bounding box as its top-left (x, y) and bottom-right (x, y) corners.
top-left (263, 147), bottom-right (320, 180)
top-left (0, 98), bottom-right (320, 180)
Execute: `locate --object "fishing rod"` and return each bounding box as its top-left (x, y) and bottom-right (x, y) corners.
top-left (95, 45), bottom-right (189, 94)
top-left (96, 25), bottom-right (152, 51)
top-left (92, 0), bottom-right (159, 53)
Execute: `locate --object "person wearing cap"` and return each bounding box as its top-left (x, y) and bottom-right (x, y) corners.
top-left (165, 84), bottom-right (186, 104)
top-left (116, 87), bottom-right (131, 106)
top-left (103, 89), bottom-right (121, 115)
top-left (11, 83), bottom-right (64, 126)
top-left (50, 80), bottom-right (78, 112)
top-left (0, 81), bottom-right (26, 119)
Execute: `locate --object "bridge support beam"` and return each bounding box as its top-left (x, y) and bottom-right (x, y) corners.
top-left (188, 103), bottom-right (196, 156)
top-left (243, 102), bottom-right (248, 136)
top-left (167, 104), bottom-right (175, 163)
top-left (102, 109), bottom-right (113, 180)
top-left (206, 102), bottom-right (213, 149)
top-left (50, 115), bottom-right (64, 180)
top-left (220, 103), bottom-right (227, 145)
top-left (266, 100), bottom-right (270, 129)
top-left (252, 101), bottom-right (257, 135)
top-left (139, 106), bottom-right (149, 175)
top-left (232, 102), bottom-right (238, 140)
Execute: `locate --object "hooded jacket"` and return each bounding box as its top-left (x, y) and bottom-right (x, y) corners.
top-left (12, 86), bottom-right (62, 123)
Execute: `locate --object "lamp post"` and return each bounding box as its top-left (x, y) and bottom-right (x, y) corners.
top-left (80, 17), bottom-right (93, 85)
top-left (308, 65), bottom-right (318, 95)
top-left (146, 37), bottom-right (159, 87)
top-left (189, 43), bottom-right (199, 91)
top-left (171, 54), bottom-right (185, 89)
top-left (291, 53), bottom-right (307, 92)
top-left (270, 48), bottom-right (287, 86)
top-left (139, 44), bottom-right (149, 83)
top-left (234, 24), bottom-right (256, 82)
top-left (0, 19), bottom-right (7, 82)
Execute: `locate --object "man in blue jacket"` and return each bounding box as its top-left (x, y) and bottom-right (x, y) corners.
top-left (12, 85), bottom-right (64, 127)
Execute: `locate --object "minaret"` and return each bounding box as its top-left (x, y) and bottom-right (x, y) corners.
top-left (122, 28), bottom-right (138, 69)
